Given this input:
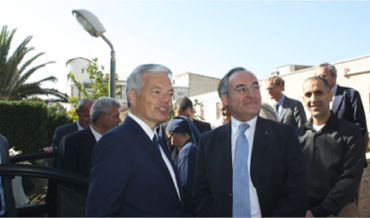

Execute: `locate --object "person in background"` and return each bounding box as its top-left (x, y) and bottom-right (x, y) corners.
top-left (316, 62), bottom-right (368, 154)
top-left (86, 64), bottom-right (183, 217)
top-left (212, 101), bottom-right (231, 129)
top-left (158, 96), bottom-right (211, 160)
top-left (56, 97), bottom-right (121, 217)
top-left (166, 116), bottom-right (200, 217)
top-left (298, 76), bottom-right (365, 217)
top-left (259, 102), bottom-right (277, 121)
top-left (264, 75), bottom-right (306, 129)
top-left (193, 67), bottom-right (307, 217)
top-left (44, 98), bottom-right (95, 153)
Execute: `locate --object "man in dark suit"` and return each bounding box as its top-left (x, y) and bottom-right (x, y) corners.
top-left (86, 64), bottom-right (183, 217)
top-left (56, 97), bottom-right (121, 217)
top-left (174, 96), bottom-right (212, 133)
top-left (192, 67), bottom-right (308, 217)
top-left (158, 96), bottom-right (212, 160)
top-left (316, 62), bottom-right (369, 151)
top-left (264, 75), bottom-right (306, 129)
top-left (0, 134), bottom-right (17, 217)
top-left (44, 98), bottom-right (95, 152)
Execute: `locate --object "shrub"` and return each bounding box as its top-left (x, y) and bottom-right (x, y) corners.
top-left (0, 101), bottom-right (48, 153)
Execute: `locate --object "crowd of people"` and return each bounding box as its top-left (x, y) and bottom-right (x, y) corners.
top-left (0, 61), bottom-right (368, 217)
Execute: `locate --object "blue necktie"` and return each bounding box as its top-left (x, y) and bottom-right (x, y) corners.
top-left (152, 134), bottom-right (160, 152)
top-left (274, 103), bottom-right (279, 118)
top-left (233, 123), bottom-right (251, 217)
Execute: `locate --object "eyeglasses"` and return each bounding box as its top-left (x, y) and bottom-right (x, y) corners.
top-left (266, 86), bottom-right (276, 91)
top-left (227, 84), bottom-right (260, 95)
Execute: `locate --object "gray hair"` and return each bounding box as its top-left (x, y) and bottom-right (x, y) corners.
top-left (303, 76), bottom-right (331, 92)
top-left (90, 97), bottom-right (120, 124)
top-left (126, 64), bottom-right (172, 108)
top-left (218, 67), bottom-right (247, 98)
top-left (77, 97), bottom-right (95, 111)
top-left (317, 62), bottom-right (337, 77)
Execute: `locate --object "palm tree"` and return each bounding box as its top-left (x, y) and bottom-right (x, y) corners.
top-left (0, 25), bottom-right (68, 102)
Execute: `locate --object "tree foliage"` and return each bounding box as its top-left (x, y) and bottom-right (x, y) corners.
top-left (67, 57), bottom-right (113, 120)
top-left (0, 25), bottom-right (68, 103)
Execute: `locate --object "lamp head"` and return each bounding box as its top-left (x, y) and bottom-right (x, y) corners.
top-left (72, 9), bottom-right (106, 37)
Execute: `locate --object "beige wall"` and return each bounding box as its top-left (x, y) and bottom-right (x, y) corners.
top-left (188, 74), bottom-right (220, 97)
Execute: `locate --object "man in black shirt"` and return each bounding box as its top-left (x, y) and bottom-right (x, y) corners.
top-left (298, 76), bottom-right (365, 217)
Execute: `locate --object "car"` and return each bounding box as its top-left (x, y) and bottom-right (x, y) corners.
top-left (0, 150), bottom-right (88, 217)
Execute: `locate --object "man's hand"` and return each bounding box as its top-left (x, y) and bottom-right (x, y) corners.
top-left (306, 210), bottom-right (314, 217)
top-left (42, 146), bottom-right (57, 153)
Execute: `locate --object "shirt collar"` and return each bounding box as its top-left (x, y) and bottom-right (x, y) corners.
top-left (277, 94), bottom-right (285, 106)
top-left (89, 125), bottom-right (102, 142)
top-left (331, 84), bottom-right (338, 96)
top-left (128, 112), bottom-right (155, 140)
top-left (305, 112), bottom-right (336, 131)
top-left (76, 120), bottom-right (84, 131)
top-left (231, 115), bottom-right (258, 135)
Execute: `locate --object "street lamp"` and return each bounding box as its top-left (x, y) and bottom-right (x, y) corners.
top-left (72, 9), bottom-right (116, 98)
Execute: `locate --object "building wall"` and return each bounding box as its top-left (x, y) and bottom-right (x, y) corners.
top-left (188, 74), bottom-right (220, 97)
top-left (173, 72), bottom-right (220, 100)
top-left (66, 57), bottom-right (92, 95)
top-left (189, 91), bottom-right (221, 127)
top-left (173, 73), bottom-right (189, 87)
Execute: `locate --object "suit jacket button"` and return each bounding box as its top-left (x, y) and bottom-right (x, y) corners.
top-left (229, 192), bottom-right (232, 197)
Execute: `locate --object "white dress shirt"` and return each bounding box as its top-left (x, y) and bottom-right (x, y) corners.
top-left (89, 125), bottom-right (102, 142)
top-left (330, 84), bottom-right (338, 110)
top-left (128, 113), bottom-right (181, 200)
top-left (231, 116), bottom-right (262, 217)
top-left (77, 119), bottom-right (84, 131)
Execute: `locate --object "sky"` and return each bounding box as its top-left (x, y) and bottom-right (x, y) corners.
top-left (2, 0), bottom-right (370, 94)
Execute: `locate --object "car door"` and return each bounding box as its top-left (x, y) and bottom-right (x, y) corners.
top-left (0, 151), bottom-right (88, 217)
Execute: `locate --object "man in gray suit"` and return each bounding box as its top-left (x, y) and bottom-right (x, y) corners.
top-left (264, 75), bottom-right (306, 129)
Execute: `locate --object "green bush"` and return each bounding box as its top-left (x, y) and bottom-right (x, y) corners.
top-left (46, 103), bottom-right (73, 146)
top-left (0, 101), bottom-right (73, 153)
top-left (0, 101), bottom-right (48, 153)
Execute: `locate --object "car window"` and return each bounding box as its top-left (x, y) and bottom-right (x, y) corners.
top-left (12, 175), bottom-right (49, 216)
top-left (1, 151), bottom-right (88, 217)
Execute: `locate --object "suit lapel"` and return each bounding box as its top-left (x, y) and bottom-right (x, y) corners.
top-left (250, 117), bottom-right (269, 177)
top-left (331, 85), bottom-right (344, 114)
top-left (126, 117), bottom-right (181, 200)
top-left (84, 127), bottom-right (97, 152)
top-left (219, 123), bottom-right (233, 192)
top-left (158, 136), bottom-right (184, 199)
top-left (279, 97), bottom-right (289, 122)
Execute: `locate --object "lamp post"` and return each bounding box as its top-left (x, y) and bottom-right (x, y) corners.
top-left (72, 9), bottom-right (116, 98)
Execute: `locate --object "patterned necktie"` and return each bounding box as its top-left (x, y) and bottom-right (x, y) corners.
top-left (275, 103), bottom-right (279, 117)
top-left (233, 123), bottom-right (251, 217)
top-left (152, 134), bottom-right (160, 152)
